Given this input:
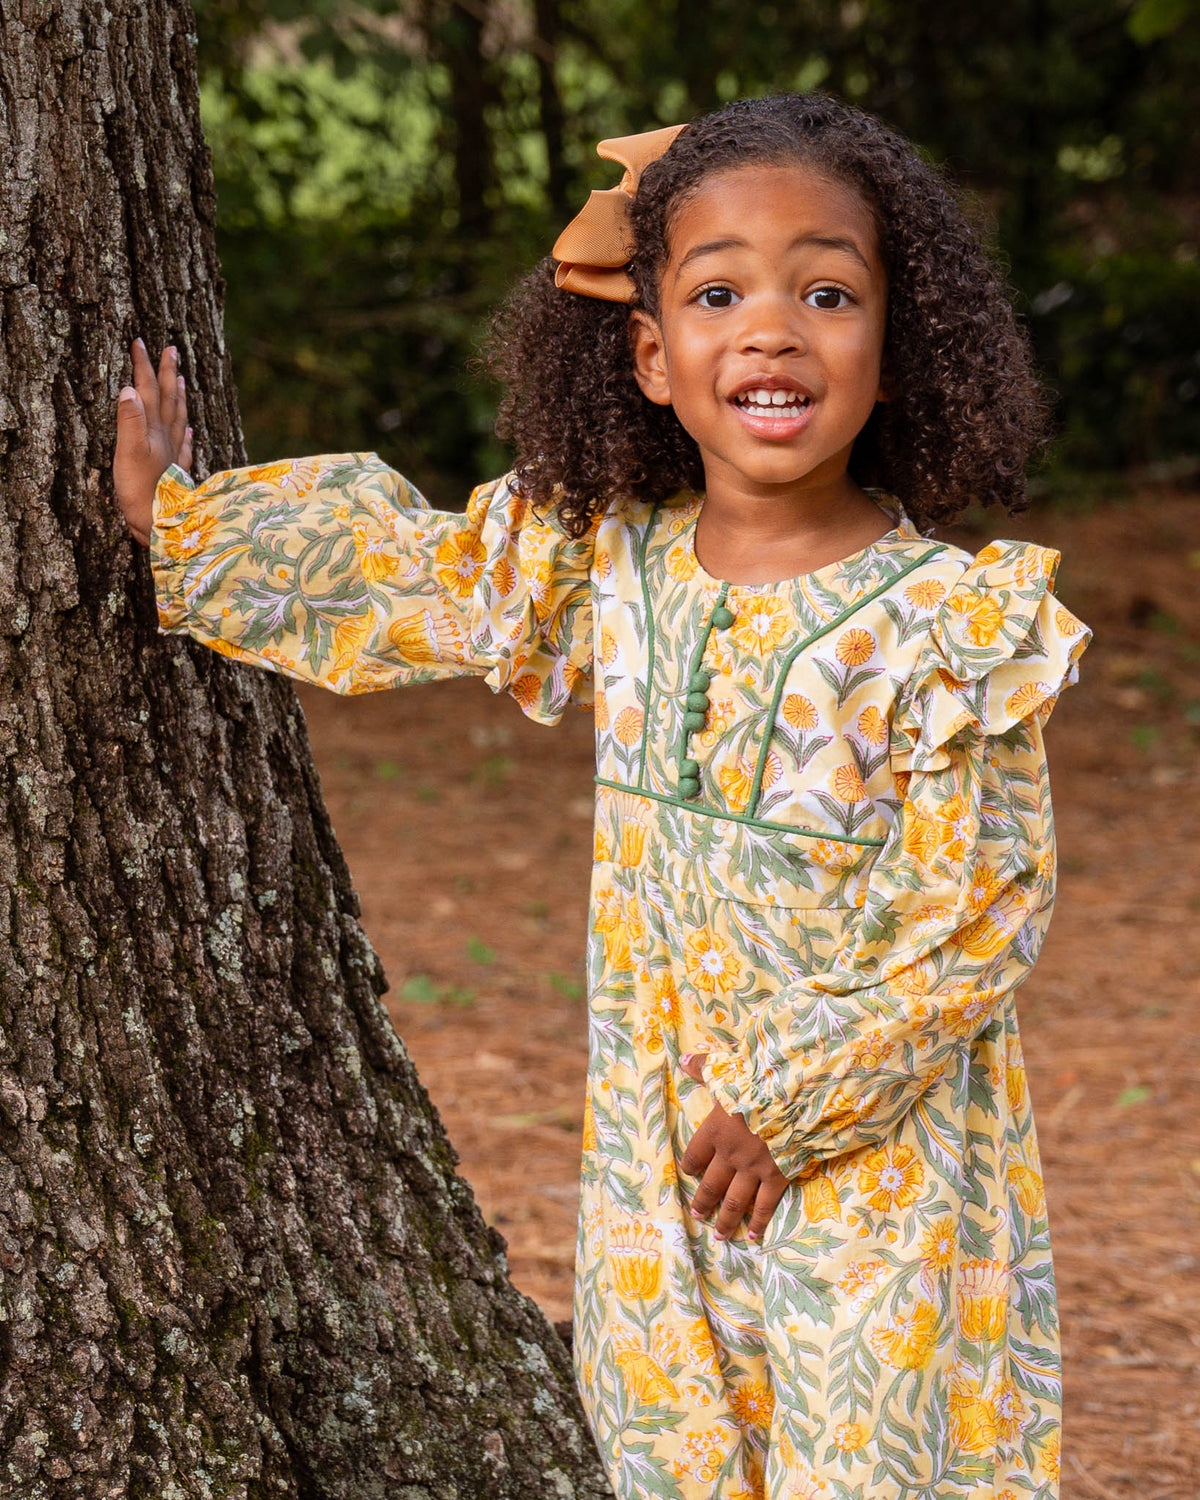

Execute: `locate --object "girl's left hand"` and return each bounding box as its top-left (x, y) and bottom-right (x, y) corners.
top-left (678, 1053), bottom-right (789, 1243)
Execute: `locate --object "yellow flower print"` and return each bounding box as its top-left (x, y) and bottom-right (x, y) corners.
top-left (819, 1088), bottom-right (867, 1133)
top-left (593, 826), bottom-right (612, 862)
top-left (836, 1258), bottom-right (889, 1312)
top-left (683, 929), bottom-right (742, 993)
top-left (613, 1345), bottom-right (678, 1405)
top-left (948, 591), bottom-right (1005, 647)
top-left (634, 1011), bottom-right (665, 1054)
top-left (956, 1258), bottom-right (1009, 1342)
top-left (387, 609), bottom-right (465, 665)
top-left (490, 555), bottom-right (517, 596)
top-left (782, 1457), bottom-right (827, 1499)
top-left (329, 613), bottom-right (372, 677)
top-left (904, 577), bottom-right (946, 609)
top-left (600, 628), bottom-right (620, 666)
top-left (593, 686), bottom-right (610, 732)
top-left (902, 804), bottom-right (941, 867)
top-left (1004, 680), bottom-right (1052, 721)
top-left (809, 840), bottom-right (861, 872)
top-left (830, 764), bottom-right (867, 803)
top-left (869, 1299), bottom-right (940, 1370)
top-left (1007, 1156), bottom-right (1046, 1216)
top-left (954, 865), bottom-right (1029, 959)
top-left (717, 751), bottom-right (782, 812)
top-left (592, 887), bottom-right (633, 973)
top-left (510, 672), bottom-right (544, 711)
top-left (351, 522), bottom-right (398, 583)
top-left (974, 542), bottom-right (1005, 566)
top-left (681, 1319), bottom-right (721, 1375)
top-left (160, 509), bottom-right (225, 561)
top-left (609, 1222), bottom-right (664, 1301)
top-left (942, 983), bottom-right (994, 1039)
top-left (729, 1378), bottom-right (774, 1430)
top-left (782, 693), bottom-right (818, 730)
top-left (832, 1421), bottom-right (867, 1453)
top-left (849, 1028), bottom-right (898, 1069)
top-left (835, 627), bottom-right (876, 666)
top-left (613, 705), bottom-right (645, 747)
top-left (991, 1375), bottom-right (1030, 1441)
top-left (731, 595), bottom-right (794, 654)
top-left (524, 558), bottom-right (558, 622)
top-left (919, 1217), bottom-right (957, 1275)
top-left (1055, 604), bottom-right (1083, 636)
top-left (1005, 1036), bottom-right (1027, 1111)
top-left (665, 540), bottom-right (698, 582)
top-left (433, 530), bottom-right (486, 599)
top-left (934, 792), bottom-right (973, 864)
top-left (801, 1171), bottom-right (842, 1223)
top-left (1040, 1431), bottom-right (1062, 1484)
top-left (581, 1092), bottom-right (598, 1152)
top-left (856, 704), bottom-right (888, 745)
top-left (620, 820), bottom-right (647, 866)
top-left (698, 696), bottom-right (736, 748)
top-left (651, 972), bottom-right (682, 1026)
top-left (245, 459), bottom-right (296, 485)
top-left (857, 1143), bottom-right (926, 1212)
top-left (948, 1369), bottom-right (998, 1455)
top-left (670, 1428), bottom-right (736, 1485)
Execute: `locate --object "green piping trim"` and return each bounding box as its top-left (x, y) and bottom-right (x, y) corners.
top-left (594, 776), bottom-right (887, 845)
top-left (635, 516), bottom-right (658, 791)
top-left (746, 546), bottom-right (948, 818)
top-left (672, 582), bottom-right (730, 778)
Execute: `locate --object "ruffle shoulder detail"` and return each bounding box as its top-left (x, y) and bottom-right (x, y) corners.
top-left (890, 539), bottom-right (1091, 773)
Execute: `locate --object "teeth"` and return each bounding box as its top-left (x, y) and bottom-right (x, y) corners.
top-left (736, 388), bottom-right (809, 417)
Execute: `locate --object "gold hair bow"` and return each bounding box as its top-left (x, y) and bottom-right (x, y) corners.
top-left (552, 124), bottom-right (686, 303)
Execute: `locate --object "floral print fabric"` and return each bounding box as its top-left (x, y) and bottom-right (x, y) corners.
top-left (152, 455), bottom-right (1089, 1500)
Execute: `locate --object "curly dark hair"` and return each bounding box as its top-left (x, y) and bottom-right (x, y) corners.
top-left (488, 94), bottom-right (1050, 538)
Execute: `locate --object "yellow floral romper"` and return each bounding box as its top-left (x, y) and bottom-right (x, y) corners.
top-left (152, 454), bottom-right (1090, 1500)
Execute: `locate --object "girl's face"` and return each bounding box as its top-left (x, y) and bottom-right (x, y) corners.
top-left (631, 162), bottom-right (887, 510)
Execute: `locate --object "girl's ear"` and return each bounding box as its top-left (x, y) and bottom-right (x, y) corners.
top-left (629, 310), bottom-right (673, 407)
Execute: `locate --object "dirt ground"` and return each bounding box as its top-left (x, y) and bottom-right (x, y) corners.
top-left (297, 489), bottom-right (1200, 1500)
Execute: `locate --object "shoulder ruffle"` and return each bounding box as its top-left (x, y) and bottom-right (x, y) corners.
top-left (890, 540), bottom-right (1091, 773)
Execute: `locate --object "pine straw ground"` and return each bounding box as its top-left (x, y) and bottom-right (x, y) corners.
top-left (297, 489), bottom-right (1200, 1500)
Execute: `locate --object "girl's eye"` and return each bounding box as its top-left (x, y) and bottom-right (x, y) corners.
top-left (806, 286), bottom-right (851, 310)
top-left (696, 286), bottom-right (738, 309)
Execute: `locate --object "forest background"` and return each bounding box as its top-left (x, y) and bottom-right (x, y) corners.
top-left (193, 0), bottom-right (1200, 507)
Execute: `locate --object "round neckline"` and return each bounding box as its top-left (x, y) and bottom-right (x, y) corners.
top-left (683, 494), bottom-right (912, 593)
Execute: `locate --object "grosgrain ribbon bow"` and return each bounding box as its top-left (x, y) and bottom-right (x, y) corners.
top-left (552, 124), bottom-right (686, 303)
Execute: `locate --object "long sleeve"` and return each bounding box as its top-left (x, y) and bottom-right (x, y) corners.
top-left (151, 454), bottom-right (595, 724)
top-left (700, 545), bottom-right (1091, 1179)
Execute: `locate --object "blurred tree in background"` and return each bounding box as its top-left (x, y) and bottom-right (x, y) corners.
top-left (193, 0), bottom-right (1200, 507)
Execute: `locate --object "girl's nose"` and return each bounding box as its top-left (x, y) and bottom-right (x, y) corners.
top-left (736, 297), bottom-right (806, 357)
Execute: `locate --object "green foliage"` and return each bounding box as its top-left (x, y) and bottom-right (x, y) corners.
top-left (194, 0), bottom-right (1200, 500)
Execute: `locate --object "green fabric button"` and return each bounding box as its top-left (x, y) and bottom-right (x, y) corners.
top-left (683, 711), bottom-right (707, 732)
top-left (686, 690), bottom-right (710, 713)
top-left (678, 758), bottom-right (699, 778)
top-left (677, 776), bottom-right (701, 799)
top-left (710, 605), bottom-right (735, 630)
top-left (688, 669), bottom-right (712, 692)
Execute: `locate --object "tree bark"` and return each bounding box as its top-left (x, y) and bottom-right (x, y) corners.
top-left (0, 2), bottom-right (609, 1495)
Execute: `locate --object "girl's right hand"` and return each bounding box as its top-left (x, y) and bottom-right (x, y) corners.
top-left (113, 339), bottom-right (193, 547)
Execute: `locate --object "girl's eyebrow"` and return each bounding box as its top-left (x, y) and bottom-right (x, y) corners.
top-left (675, 233), bottom-right (872, 277)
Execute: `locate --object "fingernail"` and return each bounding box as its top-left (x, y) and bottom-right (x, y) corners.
top-left (186, 426), bottom-right (193, 438)
top-left (178, 375), bottom-right (186, 388)
top-left (748, 1230), bottom-right (760, 1242)
top-left (135, 337), bottom-right (146, 350)
top-left (713, 1231), bottom-right (727, 1241)
top-left (680, 1053), bottom-right (695, 1067)
top-left (119, 387), bottom-right (137, 403)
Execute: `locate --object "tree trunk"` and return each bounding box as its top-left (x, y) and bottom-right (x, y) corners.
top-left (0, 2), bottom-right (609, 1496)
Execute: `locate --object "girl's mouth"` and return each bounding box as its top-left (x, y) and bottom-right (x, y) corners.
top-left (730, 386), bottom-right (814, 439)
top-left (733, 387), bottom-right (812, 419)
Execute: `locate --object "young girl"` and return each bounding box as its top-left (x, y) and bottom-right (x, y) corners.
top-left (115, 94), bottom-right (1088, 1500)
